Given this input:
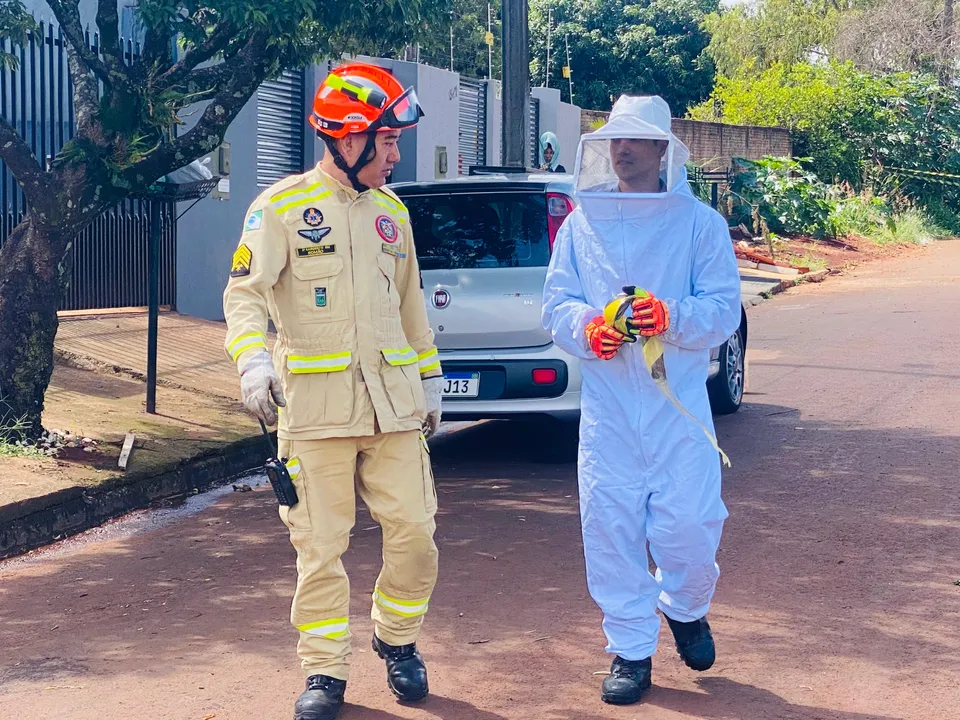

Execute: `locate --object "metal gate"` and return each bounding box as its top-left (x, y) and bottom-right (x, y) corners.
top-left (458, 78), bottom-right (487, 175)
top-left (528, 97), bottom-right (541, 168)
top-left (0, 22), bottom-right (176, 311)
top-left (257, 70), bottom-right (306, 188)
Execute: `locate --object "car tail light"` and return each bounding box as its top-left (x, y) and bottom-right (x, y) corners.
top-left (532, 368), bottom-right (558, 385)
top-left (546, 192), bottom-right (574, 251)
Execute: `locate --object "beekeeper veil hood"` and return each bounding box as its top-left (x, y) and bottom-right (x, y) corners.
top-left (539, 131), bottom-right (561, 170)
top-left (574, 94), bottom-right (690, 197)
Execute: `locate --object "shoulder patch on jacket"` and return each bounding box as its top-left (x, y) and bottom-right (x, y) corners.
top-left (230, 244), bottom-right (252, 277)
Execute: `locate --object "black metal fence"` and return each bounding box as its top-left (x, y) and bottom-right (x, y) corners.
top-left (0, 22), bottom-right (176, 311)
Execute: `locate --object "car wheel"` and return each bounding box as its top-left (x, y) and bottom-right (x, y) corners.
top-left (708, 325), bottom-right (745, 415)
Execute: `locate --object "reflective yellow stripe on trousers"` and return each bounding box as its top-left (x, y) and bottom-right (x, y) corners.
top-left (373, 586), bottom-right (430, 618)
top-left (297, 617), bottom-right (349, 640)
top-left (228, 332), bottom-right (267, 361)
top-left (287, 352), bottom-right (352, 374)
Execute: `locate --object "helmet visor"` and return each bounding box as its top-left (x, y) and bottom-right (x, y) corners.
top-left (381, 88), bottom-right (424, 129)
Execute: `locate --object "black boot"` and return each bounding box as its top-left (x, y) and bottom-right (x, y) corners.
top-left (601, 656), bottom-right (652, 705)
top-left (294, 674), bottom-right (346, 720)
top-left (665, 615), bottom-right (716, 671)
top-left (372, 634), bottom-right (429, 702)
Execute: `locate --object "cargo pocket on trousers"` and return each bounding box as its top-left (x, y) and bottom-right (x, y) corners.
top-left (278, 454), bottom-right (312, 533)
top-left (380, 348), bottom-right (421, 421)
top-left (291, 255), bottom-right (347, 324)
top-left (419, 434), bottom-right (438, 516)
top-left (284, 349), bottom-right (355, 428)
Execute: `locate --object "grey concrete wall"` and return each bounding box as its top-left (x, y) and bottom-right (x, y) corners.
top-left (413, 64), bottom-right (460, 181)
top-left (175, 97), bottom-right (258, 321)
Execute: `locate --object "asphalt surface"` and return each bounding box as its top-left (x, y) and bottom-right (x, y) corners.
top-left (2, 243), bottom-right (959, 719)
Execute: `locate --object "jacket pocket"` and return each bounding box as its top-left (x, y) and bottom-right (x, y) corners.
top-left (291, 256), bottom-right (348, 324)
top-left (380, 347), bottom-right (424, 421)
top-left (376, 254), bottom-right (401, 317)
top-left (282, 348), bottom-right (355, 428)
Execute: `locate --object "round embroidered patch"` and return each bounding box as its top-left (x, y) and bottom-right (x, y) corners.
top-left (376, 215), bottom-right (399, 243)
top-left (303, 208), bottom-right (324, 227)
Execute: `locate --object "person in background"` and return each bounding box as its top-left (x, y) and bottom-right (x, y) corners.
top-left (539, 131), bottom-right (567, 173)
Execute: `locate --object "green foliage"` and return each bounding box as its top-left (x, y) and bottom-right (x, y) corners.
top-left (730, 157), bottom-right (834, 238)
top-left (417, 0), bottom-right (502, 79)
top-left (0, 413), bottom-right (46, 458)
top-left (0, 0), bottom-right (37, 70)
top-left (703, 0), bottom-right (844, 78)
top-left (528, 0), bottom-right (719, 113)
top-left (692, 61), bottom-right (960, 219)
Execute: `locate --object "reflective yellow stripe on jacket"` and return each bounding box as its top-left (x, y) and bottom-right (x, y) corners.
top-left (382, 347), bottom-right (418, 366)
top-left (417, 348), bottom-right (440, 375)
top-left (227, 332), bottom-right (267, 361)
top-left (287, 352), bottom-right (352, 374)
top-left (272, 182), bottom-right (334, 214)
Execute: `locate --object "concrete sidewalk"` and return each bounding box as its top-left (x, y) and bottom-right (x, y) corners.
top-left (55, 312), bottom-right (264, 401)
top-left (54, 270), bottom-right (805, 398)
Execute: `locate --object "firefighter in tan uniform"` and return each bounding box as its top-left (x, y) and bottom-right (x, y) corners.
top-left (222, 63), bottom-right (444, 720)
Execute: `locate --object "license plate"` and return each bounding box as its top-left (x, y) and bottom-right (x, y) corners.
top-left (442, 372), bottom-right (480, 398)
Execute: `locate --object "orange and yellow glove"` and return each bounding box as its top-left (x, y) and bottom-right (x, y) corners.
top-left (629, 293), bottom-right (671, 337)
top-left (585, 315), bottom-right (634, 360)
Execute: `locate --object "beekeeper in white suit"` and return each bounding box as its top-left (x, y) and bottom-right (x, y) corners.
top-left (541, 95), bottom-right (741, 705)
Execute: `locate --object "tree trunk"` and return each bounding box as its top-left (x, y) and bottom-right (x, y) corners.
top-left (0, 217), bottom-right (67, 440)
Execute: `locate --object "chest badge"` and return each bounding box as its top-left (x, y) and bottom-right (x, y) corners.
top-left (303, 208), bottom-right (324, 227)
top-left (376, 215), bottom-right (399, 244)
top-left (298, 227), bottom-right (332, 243)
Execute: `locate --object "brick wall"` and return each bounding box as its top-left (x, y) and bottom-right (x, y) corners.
top-left (580, 112), bottom-right (792, 169)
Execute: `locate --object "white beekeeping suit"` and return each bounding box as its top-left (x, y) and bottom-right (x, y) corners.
top-left (541, 95), bottom-right (741, 701)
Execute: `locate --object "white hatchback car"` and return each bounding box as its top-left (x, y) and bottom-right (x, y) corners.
top-left (389, 169), bottom-right (747, 421)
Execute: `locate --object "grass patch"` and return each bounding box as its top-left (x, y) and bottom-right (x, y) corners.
top-left (0, 417), bottom-right (47, 459)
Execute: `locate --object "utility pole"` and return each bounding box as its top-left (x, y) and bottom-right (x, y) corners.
top-left (488, 3), bottom-right (494, 80)
top-left (565, 34), bottom-right (573, 103)
top-left (502, 0), bottom-right (530, 167)
top-left (545, 7), bottom-right (552, 88)
top-left (450, 23), bottom-right (455, 71)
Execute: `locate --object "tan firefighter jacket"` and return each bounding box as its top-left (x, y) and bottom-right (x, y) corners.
top-left (222, 166), bottom-right (442, 441)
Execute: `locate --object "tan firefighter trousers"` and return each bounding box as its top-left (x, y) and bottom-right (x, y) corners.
top-left (277, 429), bottom-right (438, 681)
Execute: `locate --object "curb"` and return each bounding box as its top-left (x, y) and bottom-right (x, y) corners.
top-left (0, 434), bottom-right (264, 560)
top-left (744, 269), bottom-right (829, 309)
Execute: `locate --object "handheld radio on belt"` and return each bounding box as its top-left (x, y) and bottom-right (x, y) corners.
top-left (258, 419), bottom-right (299, 507)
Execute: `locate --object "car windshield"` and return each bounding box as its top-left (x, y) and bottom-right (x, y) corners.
top-left (403, 192), bottom-right (549, 270)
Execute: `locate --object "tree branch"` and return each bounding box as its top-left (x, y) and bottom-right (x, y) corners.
top-left (46, 0), bottom-right (113, 85)
top-left (156, 23), bottom-right (237, 91)
top-left (126, 35), bottom-right (277, 186)
top-left (95, 0), bottom-right (123, 72)
top-left (0, 116), bottom-right (52, 210)
top-left (67, 46), bottom-right (100, 138)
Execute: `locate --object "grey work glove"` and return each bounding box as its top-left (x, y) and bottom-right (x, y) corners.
top-left (422, 376), bottom-right (444, 439)
top-left (239, 350), bottom-right (286, 426)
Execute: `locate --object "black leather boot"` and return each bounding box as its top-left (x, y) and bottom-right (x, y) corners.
top-left (665, 615), bottom-right (716, 671)
top-left (601, 656), bottom-right (652, 705)
top-left (372, 634), bottom-right (429, 702)
top-left (294, 674), bottom-right (346, 720)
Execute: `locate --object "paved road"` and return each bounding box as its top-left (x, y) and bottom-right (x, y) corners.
top-left (2, 243), bottom-right (959, 719)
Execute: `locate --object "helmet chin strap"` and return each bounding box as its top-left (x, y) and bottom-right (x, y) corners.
top-left (321, 132), bottom-right (378, 193)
